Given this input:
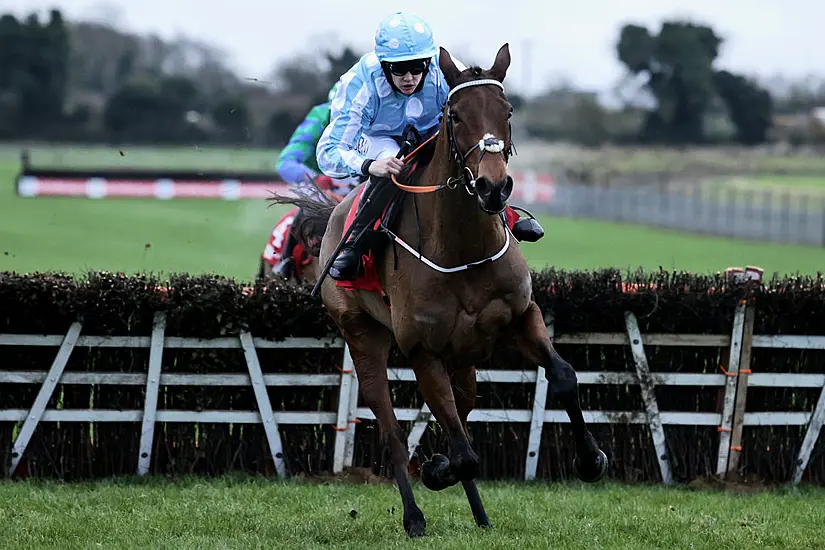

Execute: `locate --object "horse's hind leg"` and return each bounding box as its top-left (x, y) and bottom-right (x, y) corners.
top-left (512, 301), bottom-right (608, 482)
top-left (342, 315), bottom-right (426, 537)
top-left (411, 350), bottom-right (480, 492)
top-left (452, 365), bottom-right (492, 528)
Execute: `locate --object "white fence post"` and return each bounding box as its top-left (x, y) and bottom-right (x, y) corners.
top-left (332, 344), bottom-right (356, 473)
top-left (792, 382), bottom-right (825, 484)
top-left (8, 321), bottom-right (82, 476)
top-left (406, 404), bottom-right (433, 459)
top-left (239, 331), bottom-right (287, 478)
top-left (625, 311), bottom-right (673, 484)
top-left (726, 302), bottom-right (755, 479)
top-left (524, 367), bottom-right (548, 481)
top-left (716, 301), bottom-right (747, 477)
top-left (137, 312), bottom-right (166, 475)
top-left (524, 318), bottom-right (552, 481)
top-left (343, 369), bottom-right (360, 469)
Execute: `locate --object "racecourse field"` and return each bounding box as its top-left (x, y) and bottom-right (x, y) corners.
top-left (2, 143), bottom-right (825, 279)
top-left (3, 144), bottom-right (825, 550)
top-left (0, 477), bottom-right (823, 549)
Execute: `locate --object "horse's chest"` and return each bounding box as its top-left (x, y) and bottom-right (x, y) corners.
top-left (399, 285), bottom-right (528, 359)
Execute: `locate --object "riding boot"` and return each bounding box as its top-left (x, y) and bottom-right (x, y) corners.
top-left (272, 231), bottom-right (299, 278)
top-left (511, 218), bottom-right (545, 242)
top-left (329, 176), bottom-right (395, 281)
top-left (502, 209), bottom-right (545, 243)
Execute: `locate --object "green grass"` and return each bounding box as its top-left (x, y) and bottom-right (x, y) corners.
top-left (3, 160), bottom-right (825, 280)
top-left (712, 175), bottom-right (825, 195)
top-left (0, 478), bottom-right (823, 549)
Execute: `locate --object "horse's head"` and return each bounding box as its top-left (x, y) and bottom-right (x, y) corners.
top-left (439, 43), bottom-right (514, 215)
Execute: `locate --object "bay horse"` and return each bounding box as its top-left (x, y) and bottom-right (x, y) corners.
top-left (272, 43), bottom-right (608, 538)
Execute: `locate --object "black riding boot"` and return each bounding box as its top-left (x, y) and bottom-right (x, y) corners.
top-left (329, 176), bottom-right (395, 281)
top-left (503, 209), bottom-right (545, 243)
top-left (272, 230), bottom-right (299, 278)
top-left (511, 218), bottom-right (545, 242)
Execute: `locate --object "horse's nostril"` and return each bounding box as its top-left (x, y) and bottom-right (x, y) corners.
top-left (475, 176), bottom-right (492, 196)
top-left (501, 175), bottom-right (514, 200)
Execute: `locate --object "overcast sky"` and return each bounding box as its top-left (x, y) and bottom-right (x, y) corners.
top-left (1, 0), bottom-right (820, 96)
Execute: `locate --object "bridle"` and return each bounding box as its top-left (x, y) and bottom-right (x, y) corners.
top-left (444, 78), bottom-right (516, 195)
top-left (391, 77), bottom-right (516, 195)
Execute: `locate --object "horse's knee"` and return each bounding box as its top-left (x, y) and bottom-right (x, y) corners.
top-left (450, 449), bottom-right (480, 482)
top-left (546, 354), bottom-right (578, 399)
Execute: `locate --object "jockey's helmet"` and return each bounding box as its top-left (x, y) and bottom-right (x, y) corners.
top-left (374, 12), bottom-right (437, 64)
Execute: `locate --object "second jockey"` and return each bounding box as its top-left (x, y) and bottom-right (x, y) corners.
top-left (316, 11), bottom-right (545, 282)
top-left (269, 81), bottom-right (363, 279)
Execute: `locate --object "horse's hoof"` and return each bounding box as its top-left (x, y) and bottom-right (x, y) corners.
top-left (405, 520), bottom-right (427, 538)
top-left (421, 454), bottom-right (453, 491)
top-left (574, 448), bottom-right (608, 483)
top-left (478, 519), bottom-right (494, 529)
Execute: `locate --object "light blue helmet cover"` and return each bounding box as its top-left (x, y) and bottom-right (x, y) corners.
top-left (374, 12), bottom-right (437, 63)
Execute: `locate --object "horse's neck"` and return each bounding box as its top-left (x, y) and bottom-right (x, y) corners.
top-left (408, 136), bottom-right (506, 263)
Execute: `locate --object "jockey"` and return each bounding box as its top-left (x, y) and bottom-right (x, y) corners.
top-left (270, 81), bottom-right (363, 278)
top-left (315, 11), bottom-right (545, 282)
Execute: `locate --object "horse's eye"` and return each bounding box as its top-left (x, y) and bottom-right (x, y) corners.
top-left (450, 111), bottom-right (460, 123)
top-left (508, 107), bottom-right (513, 119)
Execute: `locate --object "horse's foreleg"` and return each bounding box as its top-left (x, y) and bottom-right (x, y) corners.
top-left (411, 350), bottom-right (479, 492)
top-left (513, 301), bottom-right (608, 483)
top-left (345, 321), bottom-right (426, 537)
top-left (451, 366), bottom-right (492, 528)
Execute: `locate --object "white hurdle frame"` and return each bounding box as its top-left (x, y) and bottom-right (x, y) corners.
top-left (2, 302), bottom-right (825, 484)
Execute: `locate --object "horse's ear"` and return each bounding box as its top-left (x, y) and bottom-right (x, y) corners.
top-left (489, 43), bottom-right (511, 82)
top-left (439, 47), bottom-right (462, 86)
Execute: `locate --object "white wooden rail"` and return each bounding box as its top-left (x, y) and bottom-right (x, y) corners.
top-left (1, 306), bottom-right (825, 484)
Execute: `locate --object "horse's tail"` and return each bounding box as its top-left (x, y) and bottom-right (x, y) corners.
top-left (267, 188), bottom-right (340, 256)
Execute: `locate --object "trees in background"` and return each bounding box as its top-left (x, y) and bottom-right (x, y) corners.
top-left (1, 9), bottom-right (822, 147)
top-left (0, 9), bottom-right (357, 146)
top-left (615, 20), bottom-right (774, 145)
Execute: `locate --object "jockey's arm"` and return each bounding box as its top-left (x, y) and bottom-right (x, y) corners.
top-left (316, 72), bottom-right (377, 180)
top-left (275, 104), bottom-right (330, 184)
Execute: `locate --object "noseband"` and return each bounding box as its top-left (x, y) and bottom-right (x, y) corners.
top-left (444, 78), bottom-right (516, 195)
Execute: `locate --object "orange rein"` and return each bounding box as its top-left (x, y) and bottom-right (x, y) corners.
top-left (390, 133), bottom-right (444, 194)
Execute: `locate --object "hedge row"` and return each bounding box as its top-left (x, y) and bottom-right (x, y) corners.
top-left (1, 268), bottom-right (824, 484)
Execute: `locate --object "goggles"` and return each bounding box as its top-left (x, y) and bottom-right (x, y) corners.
top-left (387, 59), bottom-right (430, 76)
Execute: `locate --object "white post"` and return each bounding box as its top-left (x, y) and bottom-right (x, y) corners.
top-left (726, 302), bottom-right (755, 479)
top-left (524, 366), bottom-right (548, 481)
top-left (239, 331), bottom-right (287, 478)
top-left (343, 368), bottom-right (360, 469)
top-left (716, 301), bottom-right (747, 477)
top-left (625, 311), bottom-right (673, 484)
top-left (8, 321), bottom-right (82, 476)
top-left (406, 403), bottom-right (433, 459)
top-left (525, 317), bottom-right (552, 481)
top-left (137, 312), bottom-right (166, 475)
top-left (332, 345), bottom-right (356, 473)
top-left (792, 382), bottom-right (825, 484)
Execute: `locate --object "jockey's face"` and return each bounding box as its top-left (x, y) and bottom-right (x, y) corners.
top-left (387, 59), bottom-right (428, 95)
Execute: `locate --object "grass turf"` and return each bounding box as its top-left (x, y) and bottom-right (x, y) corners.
top-left (0, 477), bottom-right (823, 549)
